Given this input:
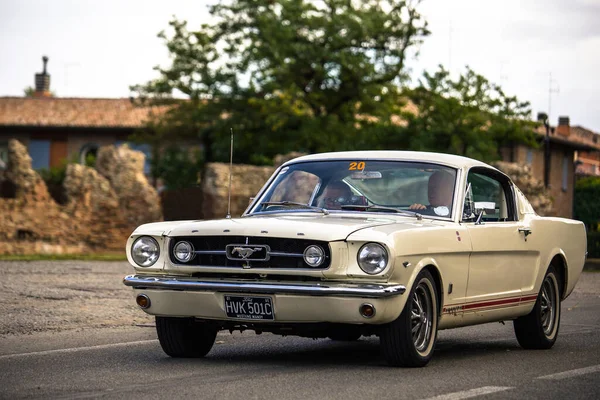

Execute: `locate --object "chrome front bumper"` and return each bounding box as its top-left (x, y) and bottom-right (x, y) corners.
top-left (123, 274), bottom-right (406, 299)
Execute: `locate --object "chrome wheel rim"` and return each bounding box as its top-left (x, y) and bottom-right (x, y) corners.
top-left (411, 281), bottom-right (433, 353)
top-left (540, 275), bottom-right (557, 336)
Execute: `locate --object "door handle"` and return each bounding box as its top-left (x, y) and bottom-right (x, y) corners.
top-left (518, 227), bottom-right (532, 238)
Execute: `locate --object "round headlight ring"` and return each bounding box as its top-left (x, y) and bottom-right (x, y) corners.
top-left (174, 241), bottom-right (194, 263)
top-left (357, 243), bottom-right (388, 275)
top-left (303, 245), bottom-right (325, 267)
top-left (131, 236), bottom-right (160, 267)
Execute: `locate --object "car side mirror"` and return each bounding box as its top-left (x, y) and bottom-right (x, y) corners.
top-left (474, 201), bottom-right (496, 213)
top-left (473, 201), bottom-right (496, 225)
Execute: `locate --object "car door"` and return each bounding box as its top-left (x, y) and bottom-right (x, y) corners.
top-left (462, 168), bottom-right (538, 317)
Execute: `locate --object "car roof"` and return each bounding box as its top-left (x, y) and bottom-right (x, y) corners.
top-left (284, 151), bottom-right (494, 170)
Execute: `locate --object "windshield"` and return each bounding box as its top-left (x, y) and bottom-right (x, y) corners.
top-left (248, 160), bottom-right (458, 219)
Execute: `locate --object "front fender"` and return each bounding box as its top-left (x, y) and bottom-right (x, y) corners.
top-left (385, 257), bottom-right (444, 322)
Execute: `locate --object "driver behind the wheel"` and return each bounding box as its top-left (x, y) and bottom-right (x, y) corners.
top-left (409, 170), bottom-right (454, 216)
top-left (317, 181), bottom-right (353, 210)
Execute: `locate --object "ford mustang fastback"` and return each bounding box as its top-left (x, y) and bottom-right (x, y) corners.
top-left (123, 151), bottom-right (587, 367)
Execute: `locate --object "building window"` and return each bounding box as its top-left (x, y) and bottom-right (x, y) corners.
top-left (562, 155), bottom-right (569, 191)
top-left (526, 149), bottom-right (533, 165)
top-left (29, 140), bottom-right (51, 170)
top-left (79, 143), bottom-right (99, 166)
top-left (0, 142), bottom-right (8, 170)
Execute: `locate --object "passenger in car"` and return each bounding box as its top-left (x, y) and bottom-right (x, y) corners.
top-left (317, 181), bottom-right (353, 210)
top-left (409, 170), bottom-right (455, 216)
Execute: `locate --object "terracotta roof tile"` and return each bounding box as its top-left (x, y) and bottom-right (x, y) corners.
top-left (0, 97), bottom-right (165, 128)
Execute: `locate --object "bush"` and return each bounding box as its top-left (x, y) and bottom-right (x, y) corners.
top-left (574, 176), bottom-right (600, 231)
top-left (587, 231), bottom-right (600, 259)
top-left (38, 162), bottom-right (68, 204)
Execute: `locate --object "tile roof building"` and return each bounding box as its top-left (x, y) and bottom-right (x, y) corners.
top-left (0, 57), bottom-right (161, 172)
top-left (501, 114), bottom-right (600, 218)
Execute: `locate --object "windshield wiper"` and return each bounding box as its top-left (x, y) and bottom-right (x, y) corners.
top-left (260, 201), bottom-right (329, 215)
top-left (340, 204), bottom-right (422, 220)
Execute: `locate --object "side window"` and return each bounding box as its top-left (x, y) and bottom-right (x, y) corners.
top-left (464, 171), bottom-right (510, 222)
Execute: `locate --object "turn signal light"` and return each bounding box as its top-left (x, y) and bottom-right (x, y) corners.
top-left (136, 294), bottom-right (151, 309)
top-left (359, 303), bottom-right (376, 318)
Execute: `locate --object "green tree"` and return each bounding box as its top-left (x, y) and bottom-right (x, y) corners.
top-left (131, 0), bottom-right (429, 164)
top-left (398, 65), bottom-right (538, 162)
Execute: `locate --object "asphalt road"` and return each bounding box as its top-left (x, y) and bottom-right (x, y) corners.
top-left (1, 273), bottom-right (599, 400)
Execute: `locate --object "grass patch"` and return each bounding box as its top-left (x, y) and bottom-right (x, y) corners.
top-left (0, 253), bottom-right (127, 261)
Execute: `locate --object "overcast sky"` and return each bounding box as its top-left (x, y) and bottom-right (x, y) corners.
top-left (1, 0), bottom-right (599, 130)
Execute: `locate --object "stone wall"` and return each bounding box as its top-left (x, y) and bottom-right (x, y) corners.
top-left (199, 163), bottom-right (275, 219)
top-left (0, 140), bottom-right (162, 255)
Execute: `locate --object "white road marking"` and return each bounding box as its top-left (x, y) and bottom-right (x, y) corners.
top-left (0, 339), bottom-right (158, 360)
top-left (537, 364), bottom-right (600, 380)
top-left (422, 386), bottom-right (514, 400)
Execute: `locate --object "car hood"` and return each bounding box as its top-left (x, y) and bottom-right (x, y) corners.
top-left (160, 213), bottom-right (426, 242)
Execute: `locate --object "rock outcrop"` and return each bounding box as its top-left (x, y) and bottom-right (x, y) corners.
top-left (4, 140), bottom-right (50, 202)
top-left (0, 139), bottom-right (162, 255)
top-left (96, 145), bottom-right (162, 226)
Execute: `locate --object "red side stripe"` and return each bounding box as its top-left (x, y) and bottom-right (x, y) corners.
top-left (442, 293), bottom-right (539, 314)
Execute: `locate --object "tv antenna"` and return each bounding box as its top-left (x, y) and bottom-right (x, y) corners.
top-left (548, 72), bottom-right (560, 123)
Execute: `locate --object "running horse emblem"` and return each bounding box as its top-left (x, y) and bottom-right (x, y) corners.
top-left (232, 247), bottom-right (263, 259)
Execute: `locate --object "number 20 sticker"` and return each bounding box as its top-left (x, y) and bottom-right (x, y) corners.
top-left (349, 162), bottom-right (365, 171)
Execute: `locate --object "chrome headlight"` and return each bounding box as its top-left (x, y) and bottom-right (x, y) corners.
top-left (173, 241), bottom-right (194, 263)
top-left (357, 243), bottom-right (388, 275)
top-left (303, 245), bottom-right (325, 267)
top-left (131, 236), bottom-right (160, 267)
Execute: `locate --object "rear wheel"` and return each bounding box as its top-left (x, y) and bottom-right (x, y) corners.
top-left (380, 269), bottom-right (438, 367)
top-left (156, 316), bottom-right (218, 358)
top-left (514, 266), bottom-right (561, 349)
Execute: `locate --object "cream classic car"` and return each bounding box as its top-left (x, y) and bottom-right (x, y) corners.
top-left (123, 151), bottom-right (587, 367)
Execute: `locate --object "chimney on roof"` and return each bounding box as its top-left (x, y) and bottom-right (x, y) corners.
top-left (34, 56), bottom-right (51, 97)
top-left (556, 116), bottom-right (570, 137)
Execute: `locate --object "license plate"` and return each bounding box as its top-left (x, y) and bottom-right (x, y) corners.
top-left (224, 295), bottom-right (274, 320)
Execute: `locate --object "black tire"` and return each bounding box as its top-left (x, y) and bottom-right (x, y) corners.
top-left (380, 269), bottom-right (438, 367)
top-left (514, 266), bottom-right (561, 349)
top-left (156, 316), bottom-right (218, 358)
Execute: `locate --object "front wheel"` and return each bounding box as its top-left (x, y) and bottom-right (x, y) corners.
top-left (156, 316), bottom-right (218, 358)
top-left (380, 269), bottom-right (438, 367)
top-left (514, 266), bottom-right (561, 349)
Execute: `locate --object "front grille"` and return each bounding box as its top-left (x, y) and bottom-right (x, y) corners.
top-left (169, 236), bottom-right (331, 269)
